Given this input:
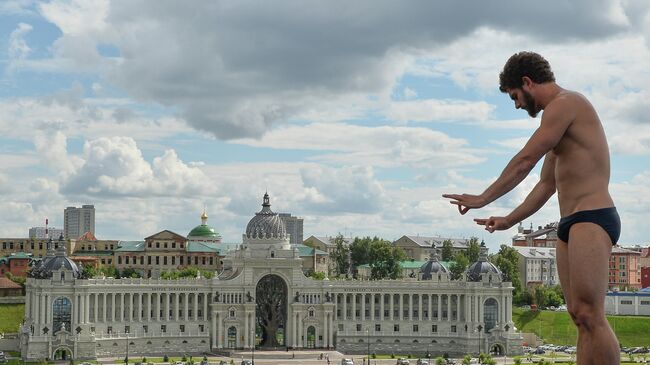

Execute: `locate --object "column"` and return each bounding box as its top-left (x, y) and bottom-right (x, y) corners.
top-left (418, 294), bottom-right (423, 321)
top-left (298, 313), bottom-right (303, 347)
top-left (72, 294), bottom-right (78, 325)
top-left (370, 294), bottom-right (375, 321)
top-left (389, 294), bottom-right (394, 321)
top-left (399, 294), bottom-right (404, 320)
top-left (138, 293), bottom-right (143, 321)
top-left (351, 294), bottom-right (356, 321)
top-left (120, 293), bottom-right (125, 322)
top-left (45, 294), bottom-right (49, 325)
top-left (194, 293), bottom-right (199, 321)
top-left (428, 294), bottom-right (433, 321)
top-left (184, 293), bottom-right (189, 321)
top-left (328, 312), bottom-right (334, 347)
top-left (244, 310), bottom-right (249, 347)
top-left (379, 294), bottom-right (384, 321)
top-left (103, 293), bottom-right (107, 322)
top-left (94, 293), bottom-right (99, 323)
top-left (34, 293), bottom-right (40, 324)
top-left (218, 312), bottom-right (224, 348)
top-left (25, 291), bottom-right (31, 318)
top-left (212, 311), bottom-right (217, 348)
top-left (164, 293), bottom-right (169, 321)
top-left (361, 294), bottom-right (366, 320)
top-left (111, 293), bottom-right (116, 322)
top-left (175, 293), bottom-right (180, 321)
top-left (437, 294), bottom-right (442, 321)
top-left (323, 311), bottom-right (328, 348)
top-left (333, 294), bottom-right (338, 321)
top-left (408, 294), bottom-right (413, 320)
top-left (203, 293), bottom-right (208, 321)
top-left (85, 293), bottom-right (90, 323)
top-left (447, 294), bottom-right (451, 321)
top-left (342, 295), bottom-right (347, 320)
top-left (507, 295), bottom-right (512, 323)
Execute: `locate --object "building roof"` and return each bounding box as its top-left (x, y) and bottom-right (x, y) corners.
top-left (115, 241), bottom-right (145, 252)
top-left (188, 224), bottom-right (220, 238)
top-left (186, 241), bottom-right (223, 254)
top-left (304, 235), bottom-right (353, 247)
top-left (297, 245), bottom-right (329, 257)
top-left (0, 277), bottom-right (22, 289)
top-left (77, 231), bottom-right (98, 241)
top-left (397, 235), bottom-right (469, 248)
top-left (72, 250), bottom-right (114, 256)
top-left (513, 246), bottom-right (556, 259)
top-left (358, 260), bottom-right (440, 270)
top-left (612, 246), bottom-right (641, 255)
top-left (245, 193), bottom-right (287, 240)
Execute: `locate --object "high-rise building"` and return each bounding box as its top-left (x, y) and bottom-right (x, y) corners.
top-left (64, 205), bottom-right (95, 239)
top-left (28, 227), bottom-right (63, 239)
top-left (278, 213), bottom-right (303, 246)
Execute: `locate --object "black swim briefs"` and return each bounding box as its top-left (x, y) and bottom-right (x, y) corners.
top-left (557, 207), bottom-right (621, 244)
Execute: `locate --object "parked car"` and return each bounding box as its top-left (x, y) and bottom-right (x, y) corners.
top-left (341, 359), bottom-right (354, 365)
top-left (533, 348), bottom-right (545, 355)
top-left (396, 358), bottom-right (410, 365)
top-left (240, 361), bottom-right (252, 365)
top-left (416, 359), bottom-right (429, 365)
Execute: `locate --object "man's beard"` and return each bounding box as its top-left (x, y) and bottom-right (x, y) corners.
top-left (523, 89), bottom-right (539, 117)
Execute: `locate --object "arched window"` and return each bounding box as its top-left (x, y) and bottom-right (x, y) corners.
top-left (307, 326), bottom-right (316, 348)
top-left (483, 298), bottom-right (499, 332)
top-left (227, 326), bottom-right (237, 348)
top-left (52, 297), bottom-right (71, 333)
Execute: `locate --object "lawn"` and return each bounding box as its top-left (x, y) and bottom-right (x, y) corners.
top-left (0, 303), bottom-right (25, 333)
top-left (513, 307), bottom-right (650, 347)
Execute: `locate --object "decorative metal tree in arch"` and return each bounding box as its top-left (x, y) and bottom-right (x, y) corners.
top-left (256, 275), bottom-right (288, 347)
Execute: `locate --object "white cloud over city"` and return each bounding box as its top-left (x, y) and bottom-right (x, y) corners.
top-left (0, 1), bottom-right (649, 249)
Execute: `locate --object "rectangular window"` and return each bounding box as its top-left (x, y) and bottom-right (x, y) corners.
top-left (621, 300), bottom-right (633, 305)
top-left (338, 324), bottom-right (344, 331)
top-left (140, 256), bottom-right (144, 265)
top-left (118, 256), bottom-right (122, 265)
top-left (451, 325), bottom-right (457, 333)
top-left (126, 256), bottom-right (129, 265)
top-left (161, 325), bottom-right (166, 333)
top-left (164, 256), bottom-right (168, 265)
top-left (180, 325), bottom-right (185, 332)
top-left (148, 256), bottom-right (152, 265)
top-left (195, 256), bottom-right (199, 265)
top-left (356, 324), bottom-right (361, 331)
top-left (181, 256), bottom-right (184, 265)
top-left (432, 325), bottom-right (437, 333)
top-left (156, 256), bottom-right (160, 265)
top-left (164, 242), bottom-right (168, 249)
top-left (210, 257), bottom-right (214, 265)
top-left (641, 301), bottom-right (650, 305)
top-left (394, 324), bottom-right (399, 332)
top-left (172, 256), bottom-right (175, 265)
top-left (413, 324), bottom-right (419, 332)
top-left (203, 257), bottom-right (206, 265)
top-left (156, 242), bottom-right (160, 248)
top-left (107, 326), bottom-right (113, 334)
top-left (125, 326), bottom-right (130, 333)
top-left (143, 325), bottom-right (148, 333)
top-left (172, 242), bottom-right (176, 249)
top-left (375, 324), bottom-right (381, 332)
top-left (199, 325), bottom-right (204, 332)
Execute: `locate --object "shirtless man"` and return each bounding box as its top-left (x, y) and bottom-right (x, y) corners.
top-left (442, 51), bottom-right (620, 365)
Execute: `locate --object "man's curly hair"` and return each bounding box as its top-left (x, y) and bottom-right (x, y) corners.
top-left (499, 51), bottom-right (555, 92)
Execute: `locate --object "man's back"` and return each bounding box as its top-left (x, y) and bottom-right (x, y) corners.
top-left (550, 91), bottom-right (614, 217)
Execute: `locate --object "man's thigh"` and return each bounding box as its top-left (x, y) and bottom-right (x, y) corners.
top-left (567, 222), bottom-right (613, 308)
top-left (555, 240), bottom-right (571, 303)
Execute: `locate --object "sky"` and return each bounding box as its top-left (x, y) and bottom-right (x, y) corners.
top-left (1, 0), bottom-right (650, 252)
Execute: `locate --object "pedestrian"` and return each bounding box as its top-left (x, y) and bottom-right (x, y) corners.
top-left (443, 51), bottom-right (620, 365)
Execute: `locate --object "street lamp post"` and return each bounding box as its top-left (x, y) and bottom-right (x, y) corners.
top-left (125, 332), bottom-right (129, 365)
top-left (477, 324), bottom-right (483, 356)
top-left (251, 326), bottom-right (255, 365)
top-left (366, 328), bottom-right (370, 364)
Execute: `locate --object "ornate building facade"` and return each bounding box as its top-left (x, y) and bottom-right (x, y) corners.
top-left (20, 193), bottom-right (522, 360)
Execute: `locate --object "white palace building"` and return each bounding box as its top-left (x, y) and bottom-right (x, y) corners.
top-left (20, 193), bottom-right (523, 360)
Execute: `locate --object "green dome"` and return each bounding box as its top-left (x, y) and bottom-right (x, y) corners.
top-left (188, 224), bottom-right (219, 238)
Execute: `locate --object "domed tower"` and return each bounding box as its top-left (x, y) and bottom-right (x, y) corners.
top-left (466, 240), bottom-right (502, 282)
top-left (420, 244), bottom-right (450, 282)
top-left (242, 193), bottom-right (291, 253)
top-left (187, 209), bottom-right (222, 243)
top-left (28, 234), bottom-right (81, 279)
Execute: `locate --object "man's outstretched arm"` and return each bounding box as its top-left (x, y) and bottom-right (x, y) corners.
top-left (475, 152), bottom-right (557, 232)
top-left (443, 95), bottom-right (573, 214)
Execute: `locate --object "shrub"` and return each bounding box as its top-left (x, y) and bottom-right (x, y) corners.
top-left (163, 355), bottom-right (169, 362)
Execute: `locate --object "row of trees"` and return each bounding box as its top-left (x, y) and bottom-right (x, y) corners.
top-left (80, 265), bottom-right (215, 280)
top-left (329, 234), bottom-right (407, 280)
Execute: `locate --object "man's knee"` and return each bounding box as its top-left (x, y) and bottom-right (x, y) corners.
top-left (569, 302), bottom-right (604, 329)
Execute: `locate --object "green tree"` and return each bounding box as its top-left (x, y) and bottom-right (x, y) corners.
top-left (449, 252), bottom-right (469, 280)
top-left (100, 266), bottom-right (120, 278)
top-left (309, 271), bottom-right (327, 280)
top-left (462, 355), bottom-right (472, 365)
top-left (368, 240), bottom-right (406, 280)
top-left (466, 237), bottom-right (481, 262)
top-left (441, 239), bottom-right (454, 261)
top-left (435, 357), bottom-right (445, 365)
top-left (121, 268), bottom-right (142, 278)
top-left (350, 236), bottom-right (373, 268)
top-left (491, 244), bottom-right (524, 300)
top-left (330, 234), bottom-right (350, 277)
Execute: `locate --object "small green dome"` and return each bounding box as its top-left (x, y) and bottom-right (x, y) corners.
top-left (188, 224), bottom-right (219, 238)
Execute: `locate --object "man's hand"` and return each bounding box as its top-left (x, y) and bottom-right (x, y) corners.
top-left (474, 216), bottom-right (513, 233)
top-left (442, 193), bottom-right (487, 215)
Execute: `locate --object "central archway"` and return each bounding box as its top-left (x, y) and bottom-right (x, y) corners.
top-left (53, 347), bottom-right (72, 360)
top-left (256, 274), bottom-right (288, 348)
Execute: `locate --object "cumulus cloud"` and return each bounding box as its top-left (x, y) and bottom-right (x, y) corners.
top-left (28, 0), bottom-right (643, 139)
top-left (8, 22), bottom-right (32, 61)
top-left (58, 136), bottom-right (209, 197)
